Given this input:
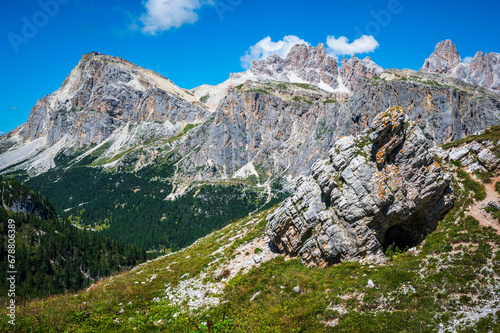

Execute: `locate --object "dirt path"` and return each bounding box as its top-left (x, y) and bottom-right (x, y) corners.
top-left (466, 176), bottom-right (500, 234)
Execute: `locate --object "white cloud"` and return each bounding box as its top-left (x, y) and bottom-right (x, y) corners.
top-left (463, 56), bottom-right (473, 64)
top-left (139, 0), bottom-right (213, 35)
top-left (326, 35), bottom-right (379, 59)
top-left (240, 35), bottom-right (309, 69)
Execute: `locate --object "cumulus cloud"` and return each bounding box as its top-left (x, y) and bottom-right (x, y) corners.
top-left (326, 35), bottom-right (379, 59)
top-left (139, 0), bottom-right (214, 35)
top-left (463, 56), bottom-right (473, 64)
top-left (240, 35), bottom-right (309, 69)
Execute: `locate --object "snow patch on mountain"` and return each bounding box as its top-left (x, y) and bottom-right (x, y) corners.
top-left (233, 162), bottom-right (259, 179)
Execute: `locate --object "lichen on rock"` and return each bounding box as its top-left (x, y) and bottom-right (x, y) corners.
top-left (266, 106), bottom-right (455, 267)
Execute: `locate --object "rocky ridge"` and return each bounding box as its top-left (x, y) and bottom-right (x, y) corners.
top-left (266, 106), bottom-right (455, 267)
top-left (175, 68), bottom-right (500, 183)
top-left (421, 40), bottom-right (500, 92)
top-left (1, 43), bottom-right (500, 183)
top-left (192, 43), bottom-right (383, 109)
top-left (431, 134), bottom-right (500, 174)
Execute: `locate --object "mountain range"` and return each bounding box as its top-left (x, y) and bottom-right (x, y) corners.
top-left (1, 39), bottom-right (499, 252)
top-left (1, 39), bottom-right (500, 332)
top-left (1, 40), bottom-right (499, 179)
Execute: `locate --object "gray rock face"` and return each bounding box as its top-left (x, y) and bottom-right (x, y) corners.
top-left (449, 146), bottom-right (470, 161)
top-left (176, 89), bottom-right (355, 179)
top-left (0, 52), bottom-right (210, 173)
top-left (176, 68), bottom-right (500, 181)
top-left (266, 106), bottom-right (454, 267)
top-left (420, 40), bottom-right (462, 74)
top-left (421, 40), bottom-right (500, 92)
top-left (436, 140), bottom-right (500, 173)
top-left (477, 148), bottom-right (500, 171)
top-left (2, 47), bottom-right (500, 183)
top-left (339, 56), bottom-right (383, 91)
top-left (468, 51), bottom-right (500, 91)
top-left (14, 52), bottom-right (209, 148)
top-left (350, 69), bottom-right (500, 146)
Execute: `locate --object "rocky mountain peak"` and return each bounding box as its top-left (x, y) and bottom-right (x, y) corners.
top-left (339, 55), bottom-right (383, 91)
top-left (0, 52), bottom-right (209, 174)
top-left (192, 44), bottom-right (385, 107)
top-left (468, 51), bottom-right (500, 91)
top-left (246, 43), bottom-right (340, 92)
top-left (266, 106), bottom-right (454, 267)
top-left (420, 39), bottom-right (462, 74)
top-left (420, 40), bottom-right (500, 92)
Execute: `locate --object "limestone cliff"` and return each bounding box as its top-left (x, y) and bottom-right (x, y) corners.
top-left (266, 107), bottom-right (454, 267)
top-left (176, 69), bottom-right (500, 181)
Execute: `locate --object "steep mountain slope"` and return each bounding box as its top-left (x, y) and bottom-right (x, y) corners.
top-left (4, 124), bottom-right (500, 333)
top-left (0, 52), bottom-right (209, 174)
top-left (0, 177), bottom-right (148, 301)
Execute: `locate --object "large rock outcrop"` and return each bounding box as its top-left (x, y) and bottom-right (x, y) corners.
top-left (420, 40), bottom-right (462, 75)
top-left (266, 106), bottom-right (454, 267)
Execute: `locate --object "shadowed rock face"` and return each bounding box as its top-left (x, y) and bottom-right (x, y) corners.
top-left (265, 106), bottom-right (455, 267)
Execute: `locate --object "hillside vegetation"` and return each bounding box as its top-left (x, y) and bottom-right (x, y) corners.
top-left (0, 178), bottom-right (148, 302)
top-left (22, 163), bottom-right (287, 252)
top-left (3, 159), bottom-right (500, 332)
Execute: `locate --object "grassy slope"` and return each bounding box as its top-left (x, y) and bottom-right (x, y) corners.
top-left (2, 160), bottom-right (500, 332)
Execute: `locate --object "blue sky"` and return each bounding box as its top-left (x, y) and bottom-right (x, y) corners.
top-left (1, 0), bottom-right (499, 134)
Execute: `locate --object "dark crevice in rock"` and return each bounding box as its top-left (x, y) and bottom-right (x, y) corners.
top-left (382, 224), bottom-right (419, 251)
